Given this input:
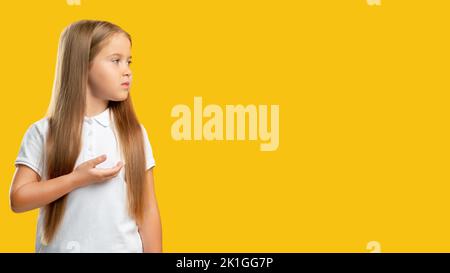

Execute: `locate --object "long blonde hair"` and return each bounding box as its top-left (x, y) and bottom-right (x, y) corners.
top-left (44, 20), bottom-right (147, 243)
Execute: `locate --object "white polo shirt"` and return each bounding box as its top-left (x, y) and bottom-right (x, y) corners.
top-left (14, 108), bottom-right (156, 253)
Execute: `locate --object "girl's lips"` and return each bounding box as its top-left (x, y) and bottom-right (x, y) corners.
top-left (121, 82), bottom-right (130, 88)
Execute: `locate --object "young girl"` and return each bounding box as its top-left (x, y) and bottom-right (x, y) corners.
top-left (9, 20), bottom-right (162, 253)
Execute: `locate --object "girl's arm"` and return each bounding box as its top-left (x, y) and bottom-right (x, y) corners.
top-left (10, 165), bottom-right (78, 213)
top-left (10, 155), bottom-right (123, 213)
top-left (137, 168), bottom-right (163, 253)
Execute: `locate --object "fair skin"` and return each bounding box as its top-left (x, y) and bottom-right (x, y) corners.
top-left (10, 33), bottom-right (162, 253)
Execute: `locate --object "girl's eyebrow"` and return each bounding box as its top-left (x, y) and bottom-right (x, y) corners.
top-left (107, 53), bottom-right (132, 59)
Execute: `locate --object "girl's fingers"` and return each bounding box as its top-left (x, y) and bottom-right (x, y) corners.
top-left (111, 161), bottom-right (124, 172)
top-left (95, 162), bottom-right (124, 179)
top-left (90, 154), bottom-right (107, 167)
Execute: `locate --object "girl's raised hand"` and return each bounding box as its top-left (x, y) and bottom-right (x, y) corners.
top-left (72, 155), bottom-right (124, 188)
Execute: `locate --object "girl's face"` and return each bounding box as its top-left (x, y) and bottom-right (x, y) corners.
top-left (88, 33), bottom-right (132, 102)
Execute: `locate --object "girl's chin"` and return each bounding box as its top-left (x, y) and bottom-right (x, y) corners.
top-left (110, 92), bottom-right (129, 102)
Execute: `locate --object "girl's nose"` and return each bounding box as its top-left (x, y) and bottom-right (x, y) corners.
top-left (123, 62), bottom-right (132, 75)
top-left (123, 69), bottom-right (132, 78)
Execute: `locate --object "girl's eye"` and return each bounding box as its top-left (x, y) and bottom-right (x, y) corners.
top-left (127, 60), bottom-right (132, 65)
top-left (112, 59), bottom-right (120, 64)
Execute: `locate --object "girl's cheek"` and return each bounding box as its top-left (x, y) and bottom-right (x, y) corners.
top-left (98, 66), bottom-right (116, 84)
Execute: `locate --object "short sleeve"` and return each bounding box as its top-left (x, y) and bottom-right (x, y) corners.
top-left (15, 123), bottom-right (45, 178)
top-left (141, 124), bottom-right (156, 170)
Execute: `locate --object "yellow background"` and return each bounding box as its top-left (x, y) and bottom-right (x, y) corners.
top-left (1, 0), bottom-right (449, 252)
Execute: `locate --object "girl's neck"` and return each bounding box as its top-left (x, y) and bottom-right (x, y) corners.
top-left (85, 92), bottom-right (109, 118)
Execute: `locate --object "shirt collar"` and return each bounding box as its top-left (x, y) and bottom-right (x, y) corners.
top-left (84, 108), bottom-right (111, 127)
